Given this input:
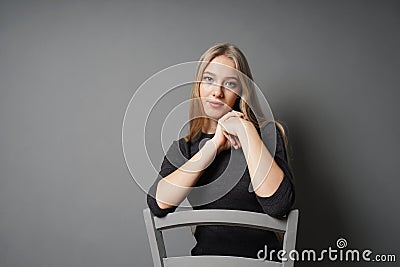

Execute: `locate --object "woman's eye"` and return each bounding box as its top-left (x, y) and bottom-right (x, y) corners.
top-left (225, 81), bottom-right (237, 88)
top-left (203, 76), bottom-right (213, 82)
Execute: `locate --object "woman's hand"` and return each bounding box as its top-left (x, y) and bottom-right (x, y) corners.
top-left (211, 111), bottom-right (247, 153)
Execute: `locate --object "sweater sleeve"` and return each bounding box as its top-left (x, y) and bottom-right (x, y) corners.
top-left (255, 122), bottom-right (296, 218)
top-left (146, 138), bottom-right (189, 217)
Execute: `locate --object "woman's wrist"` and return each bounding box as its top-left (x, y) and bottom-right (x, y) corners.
top-left (237, 119), bottom-right (254, 141)
top-left (209, 136), bottom-right (223, 154)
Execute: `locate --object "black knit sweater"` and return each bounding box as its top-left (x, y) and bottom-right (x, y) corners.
top-left (146, 121), bottom-right (295, 259)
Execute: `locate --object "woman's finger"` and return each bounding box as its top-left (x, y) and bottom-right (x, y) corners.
top-left (219, 110), bottom-right (243, 123)
top-left (227, 133), bottom-right (240, 149)
top-left (222, 131), bottom-right (232, 144)
top-left (232, 110), bottom-right (245, 119)
top-left (233, 110), bottom-right (249, 121)
top-left (234, 135), bottom-right (241, 148)
top-left (219, 111), bottom-right (237, 123)
top-left (223, 131), bottom-right (238, 149)
top-left (232, 134), bottom-right (241, 148)
top-left (228, 133), bottom-right (237, 148)
top-left (229, 133), bottom-right (240, 149)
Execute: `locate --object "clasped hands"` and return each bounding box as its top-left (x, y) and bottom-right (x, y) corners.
top-left (211, 110), bottom-right (251, 152)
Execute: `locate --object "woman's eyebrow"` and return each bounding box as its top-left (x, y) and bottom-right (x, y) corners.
top-left (203, 71), bottom-right (239, 80)
top-left (203, 71), bottom-right (216, 76)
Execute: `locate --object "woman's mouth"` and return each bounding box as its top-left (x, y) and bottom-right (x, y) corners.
top-left (207, 100), bottom-right (224, 108)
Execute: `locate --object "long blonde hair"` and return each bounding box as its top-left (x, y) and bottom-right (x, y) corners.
top-left (185, 43), bottom-right (288, 152)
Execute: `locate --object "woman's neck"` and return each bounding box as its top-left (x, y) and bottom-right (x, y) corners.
top-left (202, 118), bottom-right (218, 134)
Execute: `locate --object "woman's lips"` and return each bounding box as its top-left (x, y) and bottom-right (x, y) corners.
top-left (207, 100), bottom-right (224, 108)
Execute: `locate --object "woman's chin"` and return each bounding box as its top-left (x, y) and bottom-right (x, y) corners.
top-left (204, 110), bottom-right (229, 120)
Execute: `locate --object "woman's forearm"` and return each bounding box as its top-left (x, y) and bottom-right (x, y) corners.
top-left (237, 122), bottom-right (284, 197)
top-left (156, 139), bottom-right (218, 209)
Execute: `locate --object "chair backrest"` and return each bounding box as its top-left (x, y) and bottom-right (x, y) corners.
top-left (143, 208), bottom-right (299, 267)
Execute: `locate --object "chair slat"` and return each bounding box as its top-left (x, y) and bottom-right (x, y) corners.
top-left (163, 255), bottom-right (282, 267)
top-left (154, 209), bottom-right (287, 232)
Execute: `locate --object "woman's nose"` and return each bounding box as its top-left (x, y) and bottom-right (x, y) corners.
top-left (211, 83), bottom-right (224, 97)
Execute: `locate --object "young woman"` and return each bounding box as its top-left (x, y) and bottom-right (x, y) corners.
top-left (147, 43), bottom-right (295, 260)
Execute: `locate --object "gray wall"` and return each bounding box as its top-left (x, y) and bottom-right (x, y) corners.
top-left (0, 0), bottom-right (399, 266)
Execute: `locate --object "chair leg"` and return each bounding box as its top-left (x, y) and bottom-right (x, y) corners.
top-left (143, 208), bottom-right (167, 267)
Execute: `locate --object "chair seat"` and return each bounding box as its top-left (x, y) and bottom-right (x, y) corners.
top-left (163, 255), bottom-right (282, 267)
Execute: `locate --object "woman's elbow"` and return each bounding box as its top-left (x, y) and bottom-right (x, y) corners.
top-left (146, 193), bottom-right (177, 218)
top-left (264, 191), bottom-right (295, 218)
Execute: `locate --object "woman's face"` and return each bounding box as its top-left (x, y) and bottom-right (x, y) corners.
top-left (199, 55), bottom-right (241, 120)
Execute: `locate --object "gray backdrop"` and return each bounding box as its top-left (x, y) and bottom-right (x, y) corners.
top-left (0, 0), bottom-right (399, 266)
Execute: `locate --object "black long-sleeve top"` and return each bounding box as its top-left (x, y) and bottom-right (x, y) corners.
top-left (147, 121), bottom-right (295, 259)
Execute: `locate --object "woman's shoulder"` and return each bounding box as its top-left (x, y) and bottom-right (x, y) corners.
top-left (260, 121), bottom-right (281, 138)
